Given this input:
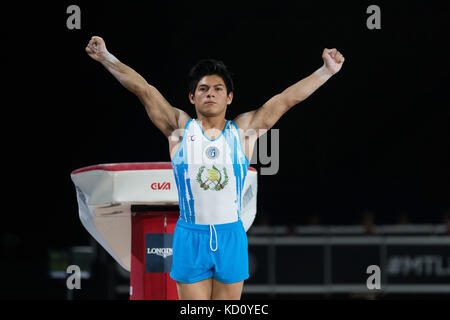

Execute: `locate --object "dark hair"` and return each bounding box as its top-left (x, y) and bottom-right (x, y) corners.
top-left (188, 59), bottom-right (234, 95)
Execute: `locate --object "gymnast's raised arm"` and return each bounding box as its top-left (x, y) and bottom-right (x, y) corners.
top-left (85, 36), bottom-right (190, 137)
top-left (234, 48), bottom-right (345, 136)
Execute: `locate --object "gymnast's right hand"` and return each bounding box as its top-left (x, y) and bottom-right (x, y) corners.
top-left (85, 36), bottom-right (108, 62)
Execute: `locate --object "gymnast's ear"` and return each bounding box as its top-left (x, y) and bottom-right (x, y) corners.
top-left (227, 91), bottom-right (233, 106)
top-left (189, 92), bottom-right (195, 104)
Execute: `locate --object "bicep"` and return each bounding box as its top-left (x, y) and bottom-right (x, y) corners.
top-left (234, 93), bottom-right (290, 136)
top-left (138, 85), bottom-right (190, 136)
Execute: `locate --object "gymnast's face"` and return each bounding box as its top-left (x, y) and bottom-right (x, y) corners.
top-left (189, 75), bottom-right (233, 117)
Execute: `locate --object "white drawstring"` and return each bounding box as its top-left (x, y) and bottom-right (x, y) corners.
top-left (209, 224), bottom-right (218, 252)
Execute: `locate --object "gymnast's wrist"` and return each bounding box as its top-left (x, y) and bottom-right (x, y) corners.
top-left (317, 64), bottom-right (334, 79)
top-left (100, 51), bottom-right (119, 66)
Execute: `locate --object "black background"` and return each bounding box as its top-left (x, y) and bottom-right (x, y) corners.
top-left (1, 0), bottom-right (449, 299)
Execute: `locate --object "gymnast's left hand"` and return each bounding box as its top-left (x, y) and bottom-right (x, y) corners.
top-left (322, 48), bottom-right (345, 75)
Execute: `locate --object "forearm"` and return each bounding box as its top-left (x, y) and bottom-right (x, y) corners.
top-left (281, 64), bottom-right (333, 107)
top-left (100, 53), bottom-right (148, 95)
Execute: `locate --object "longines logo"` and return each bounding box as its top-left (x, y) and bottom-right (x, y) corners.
top-left (150, 182), bottom-right (171, 190)
top-left (147, 248), bottom-right (173, 258)
top-left (145, 233), bottom-right (173, 273)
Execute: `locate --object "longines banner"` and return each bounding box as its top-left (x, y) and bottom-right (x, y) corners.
top-left (145, 233), bottom-right (174, 273)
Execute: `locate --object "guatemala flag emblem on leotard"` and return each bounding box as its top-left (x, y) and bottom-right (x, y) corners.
top-left (196, 165), bottom-right (229, 191)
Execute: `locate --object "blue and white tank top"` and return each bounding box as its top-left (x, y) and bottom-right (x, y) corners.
top-left (171, 119), bottom-right (250, 225)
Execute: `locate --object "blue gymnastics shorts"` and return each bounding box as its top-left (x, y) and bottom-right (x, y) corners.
top-left (170, 218), bottom-right (249, 284)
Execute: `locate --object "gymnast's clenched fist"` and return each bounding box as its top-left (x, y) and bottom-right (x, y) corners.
top-left (322, 48), bottom-right (345, 75)
top-left (85, 36), bottom-right (110, 62)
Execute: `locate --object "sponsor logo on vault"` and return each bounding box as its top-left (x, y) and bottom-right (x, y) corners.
top-left (151, 182), bottom-right (171, 190)
top-left (147, 247), bottom-right (173, 258)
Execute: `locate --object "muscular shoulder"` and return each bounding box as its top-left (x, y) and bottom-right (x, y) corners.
top-left (233, 110), bottom-right (256, 131)
top-left (167, 108), bottom-right (191, 151)
top-left (233, 111), bottom-right (266, 140)
top-left (173, 107), bottom-right (191, 130)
